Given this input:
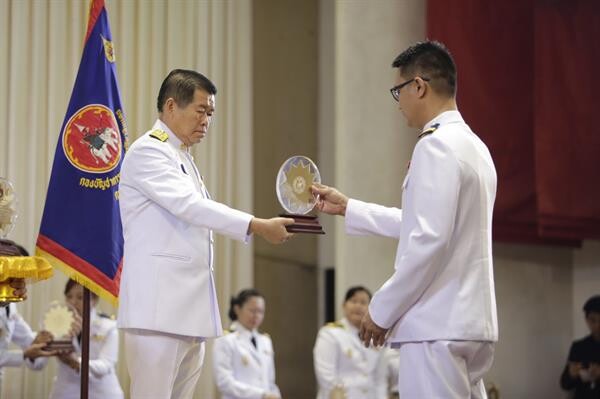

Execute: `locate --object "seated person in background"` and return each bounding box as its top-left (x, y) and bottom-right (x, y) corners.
top-left (49, 279), bottom-right (124, 399)
top-left (0, 302), bottom-right (56, 391)
top-left (313, 286), bottom-right (388, 399)
top-left (213, 289), bottom-right (281, 399)
top-left (0, 242), bottom-right (56, 392)
top-left (560, 295), bottom-right (600, 398)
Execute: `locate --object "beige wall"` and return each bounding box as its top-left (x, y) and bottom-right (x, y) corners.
top-left (253, 0), bottom-right (320, 398)
top-left (488, 244), bottom-right (573, 399)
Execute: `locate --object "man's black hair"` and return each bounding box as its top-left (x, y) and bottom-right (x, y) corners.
top-left (392, 41), bottom-right (457, 97)
top-left (157, 69), bottom-right (217, 113)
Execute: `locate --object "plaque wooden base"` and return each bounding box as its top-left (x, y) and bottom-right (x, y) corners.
top-left (46, 340), bottom-right (74, 351)
top-left (280, 214), bottom-right (325, 234)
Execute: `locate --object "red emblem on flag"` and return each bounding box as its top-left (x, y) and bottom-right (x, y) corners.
top-left (62, 104), bottom-right (122, 173)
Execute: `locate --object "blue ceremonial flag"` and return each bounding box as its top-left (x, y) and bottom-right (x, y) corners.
top-left (37, 0), bottom-right (127, 305)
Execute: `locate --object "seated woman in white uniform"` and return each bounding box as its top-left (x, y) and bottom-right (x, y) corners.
top-left (49, 279), bottom-right (124, 399)
top-left (212, 289), bottom-right (281, 399)
top-left (0, 243), bottom-right (56, 392)
top-left (313, 286), bottom-right (388, 399)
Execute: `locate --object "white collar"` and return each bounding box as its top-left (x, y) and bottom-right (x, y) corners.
top-left (153, 119), bottom-right (189, 153)
top-left (340, 317), bottom-right (359, 334)
top-left (422, 110), bottom-right (464, 132)
top-left (231, 321), bottom-right (258, 338)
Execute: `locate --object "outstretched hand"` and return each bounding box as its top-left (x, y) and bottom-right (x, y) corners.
top-left (311, 183), bottom-right (349, 216)
top-left (32, 330), bottom-right (53, 345)
top-left (250, 217), bottom-right (295, 244)
top-left (58, 352), bottom-right (81, 372)
top-left (23, 342), bottom-right (58, 360)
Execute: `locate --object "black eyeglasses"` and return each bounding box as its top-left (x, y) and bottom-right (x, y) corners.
top-left (390, 77), bottom-right (430, 101)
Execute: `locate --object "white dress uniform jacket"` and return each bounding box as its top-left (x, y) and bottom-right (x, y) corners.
top-left (313, 318), bottom-right (387, 399)
top-left (213, 322), bottom-right (281, 399)
top-left (346, 110), bottom-right (498, 344)
top-left (49, 309), bottom-right (124, 399)
top-left (118, 119), bottom-right (253, 338)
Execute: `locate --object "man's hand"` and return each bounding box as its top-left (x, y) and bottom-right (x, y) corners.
top-left (311, 184), bottom-right (349, 216)
top-left (58, 352), bottom-right (80, 372)
top-left (250, 217), bottom-right (294, 244)
top-left (359, 310), bottom-right (388, 348)
top-left (23, 342), bottom-right (58, 360)
top-left (8, 278), bottom-right (27, 299)
top-left (32, 331), bottom-right (53, 345)
top-left (262, 394), bottom-right (281, 399)
top-left (568, 362), bottom-right (583, 379)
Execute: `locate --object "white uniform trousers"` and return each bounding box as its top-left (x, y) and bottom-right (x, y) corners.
top-left (397, 340), bottom-right (494, 399)
top-left (124, 329), bottom-right (205, 399)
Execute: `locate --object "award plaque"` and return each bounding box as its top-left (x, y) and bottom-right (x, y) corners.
top-left (41, 301), bottom-right (76, 350)
top-left (276, 156), bottom-right (324, 234)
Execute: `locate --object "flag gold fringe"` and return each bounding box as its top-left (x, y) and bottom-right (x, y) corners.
top-left (36, 247), bottom-right (119, 307)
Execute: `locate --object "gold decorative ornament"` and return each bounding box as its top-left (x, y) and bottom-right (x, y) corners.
top-left (0, 178), bottom-right (53, 302)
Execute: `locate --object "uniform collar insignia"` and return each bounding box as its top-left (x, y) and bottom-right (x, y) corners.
top-left (149, 129), bottom-right (168, 142)
top-left (418, 123), bottom-right (440, 139)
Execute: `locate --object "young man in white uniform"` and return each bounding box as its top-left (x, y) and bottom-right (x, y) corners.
top-left (118, 69), bottom-right (293, 398)
top-left (312, 41), bottom-right (498, 399)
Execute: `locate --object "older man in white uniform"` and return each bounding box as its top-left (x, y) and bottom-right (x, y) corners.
top-left (118, 69), bottom-right (293, 398)
top-left (312, 41), bottom-right (498, 399)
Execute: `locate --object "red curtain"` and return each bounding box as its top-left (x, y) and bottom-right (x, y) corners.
top-left (427, 0), bottom-right (600, 245)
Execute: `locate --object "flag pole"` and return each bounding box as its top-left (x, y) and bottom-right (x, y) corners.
top-left (80, 287), bottom-right (91, 399)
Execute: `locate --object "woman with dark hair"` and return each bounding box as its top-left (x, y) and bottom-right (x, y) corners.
top-left (212, 289), bottom-right (281, 399)
top-left (49, 279), bottom-right (124, 399)
top-left (313, 286), bottom-right (388, 399)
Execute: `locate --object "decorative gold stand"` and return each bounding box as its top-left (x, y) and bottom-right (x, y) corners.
top-left (0, 255), bottom-right (53, 302)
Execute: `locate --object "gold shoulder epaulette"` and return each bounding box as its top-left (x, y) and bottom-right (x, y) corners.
top-left (223, 329), bottom-right (231, 335)
top-left (149, 129), bottom-right (168, 142)
top-left (418, 123), bottom-right (440, 139)
top-left (325, 321), bottom-right (344, 328)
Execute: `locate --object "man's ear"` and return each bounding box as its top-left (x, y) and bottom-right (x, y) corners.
top-left (415, 77), bottom-right (428, 99)
top-left (164, 98), bottom-right (175, 115)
